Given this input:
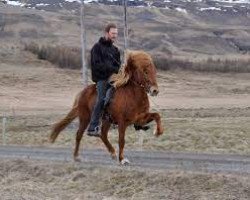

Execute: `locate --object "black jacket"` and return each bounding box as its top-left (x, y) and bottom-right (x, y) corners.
top-left (90, 37), bottom-right (121, 82)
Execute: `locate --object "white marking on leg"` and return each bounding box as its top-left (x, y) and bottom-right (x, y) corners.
top-left (120, 158), bottom-right (130, 165)
top-left (153, 126), bottom-right (157, 136)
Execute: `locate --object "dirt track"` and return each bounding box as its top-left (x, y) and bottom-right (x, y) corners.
top-left (0, 145), bottom-right (249, 174)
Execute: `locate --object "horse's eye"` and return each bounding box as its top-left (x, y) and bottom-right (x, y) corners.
top-left (144, 71), bottom-right (148, 75)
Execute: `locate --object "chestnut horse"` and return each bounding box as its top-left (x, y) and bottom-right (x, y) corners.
top-left (50, 50), bottom-right (163, 164)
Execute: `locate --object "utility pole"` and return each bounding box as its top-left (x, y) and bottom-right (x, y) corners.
top-left (80, 0), bottom-right (88, 87)
top-left (123, 0), bottom-right (128, 57)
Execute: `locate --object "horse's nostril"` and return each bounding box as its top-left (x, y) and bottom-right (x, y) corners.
top-left (152, 89), bottom-right (159, 96)
top-left (149, 86), bottom-right (159, 96)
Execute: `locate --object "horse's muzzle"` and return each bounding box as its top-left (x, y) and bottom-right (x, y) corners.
top-left (149, 86), bottom-right (159, 96)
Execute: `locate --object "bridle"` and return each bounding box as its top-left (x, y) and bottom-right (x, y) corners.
top-left (131, 69), bottom-right (151, 93)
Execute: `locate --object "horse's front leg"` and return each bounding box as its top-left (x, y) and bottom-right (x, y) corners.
top-left (118, 123), bottom-right (130, 165)
top-left (100, 120), bottom-right (117, 160)
top-left (137, 112), bottom-right (163, 137)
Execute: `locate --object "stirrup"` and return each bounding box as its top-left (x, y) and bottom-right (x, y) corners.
top-left (134, 124), bottom-right (150, 131)
top-left (87, 126), bottom-right (101, 137)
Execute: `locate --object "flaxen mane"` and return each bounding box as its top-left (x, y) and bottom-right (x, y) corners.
top-left (110, 50), bottom-right (152, 88)
top-left (109, 64), bottom-right (129, 88)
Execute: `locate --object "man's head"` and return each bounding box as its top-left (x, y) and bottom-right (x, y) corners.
top-left (104, 23), bottom-right (118, 43)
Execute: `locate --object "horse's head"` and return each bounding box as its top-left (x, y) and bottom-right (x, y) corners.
top-left (126, 51), bottom-right (159, 96)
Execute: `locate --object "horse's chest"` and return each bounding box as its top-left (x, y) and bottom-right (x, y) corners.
top-left (130, 97), bottom-right (149, 116)
top-left (108, 88), bottom-right (149, 121)
top-left (139, 99), bottom-right (149, 110)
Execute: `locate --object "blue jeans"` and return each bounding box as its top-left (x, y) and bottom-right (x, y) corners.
top-left (88, 80), bottom-right (110, 131)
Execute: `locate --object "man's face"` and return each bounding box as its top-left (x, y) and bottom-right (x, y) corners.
top-left (105, 28), bottom-right (118, 43)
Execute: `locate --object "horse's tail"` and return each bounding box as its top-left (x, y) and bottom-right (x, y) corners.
top-left (50, 94), bottom-right (80, 143)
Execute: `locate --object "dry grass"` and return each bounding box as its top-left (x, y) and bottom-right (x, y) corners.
top-left (1, 5), bottom-right (250, 199)
top-left (1, 56), bottom-right (250, 155)
top-left (1, 109), bottom-right (249, 155)
top-left (0, 159), bottom-right (249, 200)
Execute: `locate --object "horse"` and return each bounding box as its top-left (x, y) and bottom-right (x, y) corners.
top-left (50, 50), bottom-right (164, 165)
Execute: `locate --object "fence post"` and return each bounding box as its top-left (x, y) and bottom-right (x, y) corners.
top-left (2, 114), bottom-right (7, 145)
top-left (137, 130), bottom-right (144, 151)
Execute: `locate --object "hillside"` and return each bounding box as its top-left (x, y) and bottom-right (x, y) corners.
top-left (1, 1), bottom-right (250, 60)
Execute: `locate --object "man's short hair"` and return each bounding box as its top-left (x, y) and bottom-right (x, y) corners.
top-left (105, 23), bottom-right (117, 33)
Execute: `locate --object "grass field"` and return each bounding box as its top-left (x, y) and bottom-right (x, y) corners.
top-left (1, 4), bottom-right (250, 199)
top-left (0, 159), bottom-right (249, 200)
top-left (1, 109), bottom-right (250, 156)
top-left (1, 54), bottom-right (250, 155)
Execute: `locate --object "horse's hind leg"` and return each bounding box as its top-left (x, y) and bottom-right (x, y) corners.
top-left (100, 120), bottom-right (116, 160)
top-left (73, 118), bottom-right (89, 162)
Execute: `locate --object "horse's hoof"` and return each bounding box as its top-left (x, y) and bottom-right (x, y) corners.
top-left (111, 153), bottom-right (117, 160)
top-left (154, 128), bottom-right (163, 137)
top-left (49, 137), bottom-right (55, 143)
top-left (120, 158), bottom-right (130, 165)
top-left (74, 157), bottom-right (82, 162)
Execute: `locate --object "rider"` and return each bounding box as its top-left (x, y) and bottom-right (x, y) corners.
top-left (87, 23), bottom-right (121, 137)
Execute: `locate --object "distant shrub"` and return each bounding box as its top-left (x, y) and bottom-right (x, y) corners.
top-left (0, 31), bottom-right (14, 38)
top-left (24, 42), bottom-right (250, 73)
top-left (153, 56), bottom-right (192, 71)
top-left (24, 42), bottom-right (39, 54)
top-left (0, 15), bottom-right (6, 32)
top-left (24, 43), bottom-right (84, 69)
top-left (19, 29), bottom-right (38, 38)
top-left (153, 56), bottom-right (250, 73)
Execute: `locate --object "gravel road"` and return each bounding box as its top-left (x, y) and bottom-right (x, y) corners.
top-left (0, 145), bottom-right (249, 174)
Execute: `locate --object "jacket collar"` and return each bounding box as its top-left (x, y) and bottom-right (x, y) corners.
top-left (99, 37), bottom-right (113, 47)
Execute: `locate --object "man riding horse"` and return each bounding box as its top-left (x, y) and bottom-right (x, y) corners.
top-left (87, 23), bottom-right (121, 137)
top-left (50, 49), bottom-right (163, 163)
top-left (87, 23), bottom-right (149, 137)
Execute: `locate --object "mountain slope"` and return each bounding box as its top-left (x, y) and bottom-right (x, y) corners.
top-left (1, 0), bottom-right (250, 58)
